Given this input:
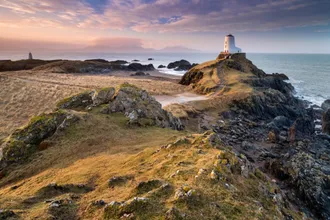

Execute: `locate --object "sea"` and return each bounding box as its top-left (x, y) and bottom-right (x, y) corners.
top-left (2, 52), bottom-right (330, 106)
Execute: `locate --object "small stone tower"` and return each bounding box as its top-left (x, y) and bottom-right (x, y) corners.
top-left (224, 34), bottom-right (242, 54)
top-left (28, 52), bottom-right (33, 60)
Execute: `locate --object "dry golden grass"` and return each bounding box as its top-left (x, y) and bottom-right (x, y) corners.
top-left (0, 113), bottom-right (303, 219)
top-left (0, 70), bottom-right (186, 140)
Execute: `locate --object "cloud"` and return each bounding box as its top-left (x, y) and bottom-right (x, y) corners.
top-left (0, 0), bottom-right (329, 34)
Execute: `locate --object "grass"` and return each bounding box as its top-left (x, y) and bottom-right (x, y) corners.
top-left (0, 108), bottom-right (304, 219)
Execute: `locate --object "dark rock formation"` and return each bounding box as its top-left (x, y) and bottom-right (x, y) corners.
top-left (167, 60), bottom-right (192, 71)
top-left (127, 63), bottom-right (155, 71)
top-left (321, 99), bottom-right (330, 111)
top-left (85, 59), bottom-right (109, 63)
top-left (158, 65), bottom-right (166, 68)
top-left (266, 73), bottom-right (289, 80)
top-left (322, 109), bottom-right (330, 134)
top-left (148, 58), bottom-right (154, 60)
top-left (109, 60), bottom-right (128, 65)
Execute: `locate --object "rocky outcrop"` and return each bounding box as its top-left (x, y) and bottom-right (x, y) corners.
top-left (127, 63), bottom-right (155, 71)
top-left (322, 108), bottom-right (330, 134)
top-left (101, 84), bottom-right (184, 130)
top-left (56, 91), bottom-right (94, 109)
top-left (0, 111), bottom-right (78, 167)
top-left (158, 65), bottom-right (166, 68)
top-left (167, 60), bottom-right (193, 71)
top-left (56, 84), bottom-right (184, 130)
top-left (321, 99), bottom-right (330, 111)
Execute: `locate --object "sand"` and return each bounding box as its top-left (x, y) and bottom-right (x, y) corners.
top-left (0, 69), bottom-right (198, 140)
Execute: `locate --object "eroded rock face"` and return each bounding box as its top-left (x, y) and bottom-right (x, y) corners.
top-left (0, 111), bottom-right (78, 167)
top-left (321, 99), bottom-right (330, 111)
top-left (127, 63), bottom-right (155, 71)
top-left (102, 84), bottom-right (184, 130)
top-left (167, 60), bottom-right (192, 71)
top-left (322, 108), bottom-right (330, 134)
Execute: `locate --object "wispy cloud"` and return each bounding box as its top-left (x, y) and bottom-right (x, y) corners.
top-left (1, 0), bottom-right (329, 33)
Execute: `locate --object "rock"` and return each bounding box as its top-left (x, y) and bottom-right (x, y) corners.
top-left (127, 63), bottom-right (155, 71)
top-left (0, 111), bottom-right (69, 166)
top-left (132, 59), bottom-right (140, 62)
top-left (85, 59), bottom-right (109, 63)
top-left (104, 197), bottom-right (150, 219)
top-left (321, 99), bottom-right (330, 111)
top-left (322, 109), bottom-right (330, 135)
top-left (108, 175), bottom-right (134, 188)
top-left (167, 60), bottom-right (192, 71)
top-left (148, 58), bottom-right (154, 60)
top-left (158, 65), bottom-right (166, 68)
top-left (135, 180), bottom-right (163, 194)
top-left (57, 91), bottom-right (94, 109)
top-left (165, 207), bottom-right (184, 220)
top-left (92, 88), bottom-right (115, 106)
top-left (130, 71), bottom-right (150, 76)
top-left (267, 73), bottom-right (289, 80)
top-left (103, 83), bottom-right (184, 130)
top-left (48, 198), bottom-right (77, 220)
top-left (109, 60), bottom-right (128, 65)
top-left (0, 209), bottom-right (16, 219)
top-left (268, 116), bottom-right (292, 130)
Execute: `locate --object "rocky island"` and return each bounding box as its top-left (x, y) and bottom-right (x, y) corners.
top-left (0, 53), bottom-right (329, 220)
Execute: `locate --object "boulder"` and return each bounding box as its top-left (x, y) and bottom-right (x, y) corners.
top-left (0, 111), bottom-right (70, 166)
top-left (102, 83), bottom-right (184, 130)
top-left (127, 63), bottom-right (155, 71)
top-left (92, 88), bottom-right (115, 106)
top-left (148, 58), bottom-right (154, 60)
top-left (56, 91), bottom-right (94, 109)
top-left (158, 65), bottom-right (166, 68)
top-left (322, 109), bottom-right (330, 135)
top-left (321, 99), bottom-right (330, 111)
top-left (0, 209), bottom-right (16, 219)
top-left (167, 60), bottom-right (192, 71)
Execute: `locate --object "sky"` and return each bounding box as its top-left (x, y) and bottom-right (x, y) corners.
top-left (0, 0), bottom-right (330, 53)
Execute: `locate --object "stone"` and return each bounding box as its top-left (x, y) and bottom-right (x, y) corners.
top-left (127, 63), bottom-right (155, 71)
top-left (321, 99), bottom-right (330, 111)
top-left (158, 65), bottom-right (166, 68)
top-left (322, 109), bottom-right (330, 135)
top-left (57, 91), bottom-right (94, 109)
top-left (108, 175), bottom-right (134, 188)
top-left (92, 88), bottom-right (115, 106)
top-left (167, 60), bottom-right (192, 71)
top-left (103, 83), bottom-right (184, 130)
top-left (148, 58), bottom-right (154, 60)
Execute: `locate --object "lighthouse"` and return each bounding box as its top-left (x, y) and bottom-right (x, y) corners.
top-left (224, 34), bottom-right (241, 54)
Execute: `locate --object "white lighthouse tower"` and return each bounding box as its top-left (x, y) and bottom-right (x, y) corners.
top-left (224, 34), bottom-right (241, 54)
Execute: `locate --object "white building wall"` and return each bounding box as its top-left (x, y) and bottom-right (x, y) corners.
top-left (224, 35), bottom-right (242, 53)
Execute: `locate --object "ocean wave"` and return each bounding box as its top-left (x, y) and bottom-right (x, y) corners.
top-left (158, 68), bottom-right (185, 76)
